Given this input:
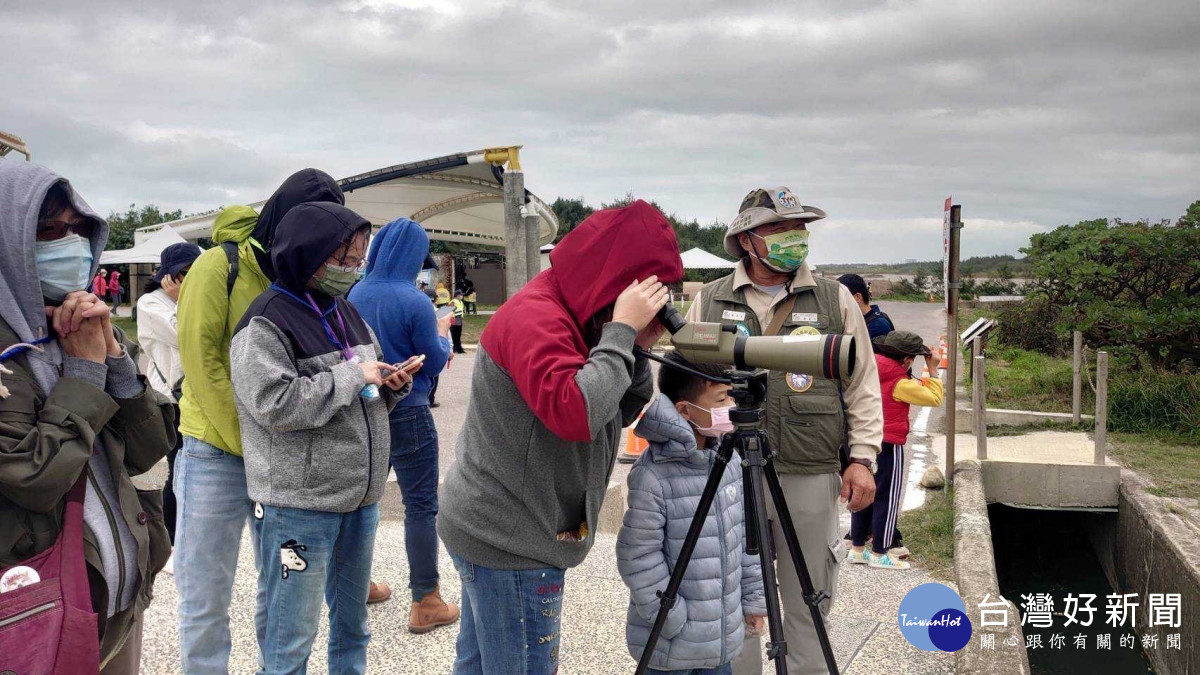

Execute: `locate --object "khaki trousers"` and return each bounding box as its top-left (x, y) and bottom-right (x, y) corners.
top-left (733, 472), bottom-right (844, 675)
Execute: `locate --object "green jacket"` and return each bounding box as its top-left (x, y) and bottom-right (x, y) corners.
top-left (0, 322), bottom-right (175, 664)
top-left (176, 206), bottom-right (270, 456)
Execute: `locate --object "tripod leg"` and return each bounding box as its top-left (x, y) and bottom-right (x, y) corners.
top-left (763, 462), bottom-right (840, 675)
top-left (742, 441), bottom-right (790, 675)
top-left (634, 437), bottom-right (736, 675)
top-left (743, 463), bottom-right (760, 556)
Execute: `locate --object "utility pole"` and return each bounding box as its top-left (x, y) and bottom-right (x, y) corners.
top-left (944, 203), bottom-right (963, 484)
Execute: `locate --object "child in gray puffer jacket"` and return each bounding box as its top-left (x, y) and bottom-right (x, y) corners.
top-left (617, 353), bottom-right (767, 674)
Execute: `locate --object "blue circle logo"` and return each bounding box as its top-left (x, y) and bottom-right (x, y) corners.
top-left (897, 583), bottom-right (972, 652)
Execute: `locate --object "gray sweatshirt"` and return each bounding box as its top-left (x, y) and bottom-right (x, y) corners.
top-left (438, 323), bottom-right (653, 570)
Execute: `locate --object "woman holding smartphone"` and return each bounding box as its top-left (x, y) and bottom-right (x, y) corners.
top-left (348, 217), bottom-right (459, 634)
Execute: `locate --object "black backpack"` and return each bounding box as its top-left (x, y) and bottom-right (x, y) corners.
top-left (221, 241), bottom-right (240, 298)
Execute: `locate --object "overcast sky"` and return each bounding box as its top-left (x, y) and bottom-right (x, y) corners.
top-left (3, 0), bottom-right (1197, 264)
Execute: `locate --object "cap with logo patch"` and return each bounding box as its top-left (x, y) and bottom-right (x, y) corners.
top-left (724, 186), bottom-right (827, 258)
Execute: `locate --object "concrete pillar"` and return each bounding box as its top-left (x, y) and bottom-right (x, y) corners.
top-left (1072, 331), bottom-right (1083, 424)
top-left (524, 212), bottom-right (541, 282)
top-left (973, 354), bottom-right (987, 460)
top-left (503, 170), bottom-right (527, 301)
top-left (1095, 351), bottom-right (1108, 465)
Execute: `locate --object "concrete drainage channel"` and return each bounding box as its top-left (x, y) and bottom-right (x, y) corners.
top-left (954, 460), bottom-right (1199, 675)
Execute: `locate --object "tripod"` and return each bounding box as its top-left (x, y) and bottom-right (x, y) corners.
top-left (633, 369), bottom-right (839, 675)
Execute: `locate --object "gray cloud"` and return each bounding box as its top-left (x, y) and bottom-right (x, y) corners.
top-left (2, 0), bottom-right (1197, 263)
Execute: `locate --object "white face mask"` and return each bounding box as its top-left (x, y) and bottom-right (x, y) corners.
top-left (35, 234), bottom-right (94, 301)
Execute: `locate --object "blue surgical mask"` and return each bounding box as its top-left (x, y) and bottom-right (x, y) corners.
top-left (35, 234), bottom-right (94, 301)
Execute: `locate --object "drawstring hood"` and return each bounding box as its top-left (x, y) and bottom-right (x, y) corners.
top-left (253, 169), bottom-right (344, 281)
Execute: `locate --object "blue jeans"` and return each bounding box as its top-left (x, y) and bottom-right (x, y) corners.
top-left (388, 405), bottom-right (441, 601)
top-left (174, 436), bottom-right (266, 674)
top-left (450, 553), bottom-right (565, 675)
top-left (648, 666), bottom-right (733, 675)
top-left (254, 503), bottom-right (380, 675)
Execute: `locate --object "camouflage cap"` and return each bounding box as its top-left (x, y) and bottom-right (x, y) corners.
top-left (724, 186), bottom-right (827, 257)
top-left (872, 331), bottom-right (933, 358)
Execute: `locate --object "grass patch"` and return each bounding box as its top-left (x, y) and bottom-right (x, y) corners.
top-left (878, 291), bottom-right (936, 303)
top-left (985, 421), bottom-right (1089, 437)
top-left (965, 345), bottom-right (1092, 414)
top-left (460, 314), bottom-right (491, 345)
top-left (112, 316), bottom-right (139, 344)
top-left (897, 487), bottom-right (955, 581)
top-left (1107, 431), bottom-right (1200, 500)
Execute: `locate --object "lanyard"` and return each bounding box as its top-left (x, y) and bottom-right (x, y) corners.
top-left (270, 284), bottom-right (356, 362)
top-left (0, 336), bottom-right (53, 364)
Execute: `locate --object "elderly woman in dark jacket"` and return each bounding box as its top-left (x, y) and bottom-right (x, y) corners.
top-left (0, 162), bottom-right (176, 673)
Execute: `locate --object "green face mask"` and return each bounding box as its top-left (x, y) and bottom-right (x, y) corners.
top-left (749, 228), bottom-right (810, 273)
top-left (314, 263), bottom-right (358, 297)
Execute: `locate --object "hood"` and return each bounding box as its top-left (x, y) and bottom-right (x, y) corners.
top-left (549, 200), bottom-right (684, 324)
top-left (212, 205), bottom-right (260, 245)
top-left (362, 217), bottom-right (428, 283)
top-left (635, 394), bottom-right (706, 464)
top-left (0, 161), bottom-right (108, 390)
top-left (271, 202), bottom-right (370, 295)
top-left (253, 169), bottom-right (344, 280)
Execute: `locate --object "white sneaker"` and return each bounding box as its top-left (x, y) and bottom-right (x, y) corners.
top-left (889, 546), bottom-right (911, 560)
top-left (846, 548), bottom-right (870, 565)
top-left (869, 552), bottom-right (911, 570)
top-left (162, 553), bottom-right (175, 576)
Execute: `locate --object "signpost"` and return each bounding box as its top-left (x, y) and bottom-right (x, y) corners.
top-left (944, 201), bottom-right (962, 484)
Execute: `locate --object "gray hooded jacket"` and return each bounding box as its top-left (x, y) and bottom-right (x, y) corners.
top-left (617, 394), bottom-right (767, 670)
top-left (0, 161), bottom-right (176, 660)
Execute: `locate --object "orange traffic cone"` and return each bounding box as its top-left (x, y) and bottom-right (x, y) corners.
top-left (938, 335), bottom-right (950, 370)
top-left (618, 415), bottom-right (649, 464)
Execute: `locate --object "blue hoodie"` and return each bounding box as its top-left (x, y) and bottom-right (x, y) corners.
top-left (349, 218), bottom-right (451, 407)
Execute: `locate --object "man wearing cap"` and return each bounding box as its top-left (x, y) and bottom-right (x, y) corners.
top-left (685, 187), bottom-right (883, 675)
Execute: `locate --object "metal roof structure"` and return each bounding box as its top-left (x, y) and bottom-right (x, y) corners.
top-left (136, 147), bottom-right (559, 247)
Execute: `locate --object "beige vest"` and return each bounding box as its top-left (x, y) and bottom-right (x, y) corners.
top-left (696, 274), bottom-right (845, 474)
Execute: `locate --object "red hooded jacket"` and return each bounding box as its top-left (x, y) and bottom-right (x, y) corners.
top-left (481, 200), bottom-right (684, 442)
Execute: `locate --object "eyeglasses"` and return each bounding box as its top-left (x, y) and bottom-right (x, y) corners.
top-left (37, 218), bottom-right (93, 241)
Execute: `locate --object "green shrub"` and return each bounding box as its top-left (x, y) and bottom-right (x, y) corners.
top-left (1108, 368), bottom-right (1200, 439)
top-left (993, 297), bottom-right (1069, 356)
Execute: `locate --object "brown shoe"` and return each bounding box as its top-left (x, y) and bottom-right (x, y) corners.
top-left (368, 580), bottom-right (392, 605)
top-left (408, 585), bottom-right (461, 634)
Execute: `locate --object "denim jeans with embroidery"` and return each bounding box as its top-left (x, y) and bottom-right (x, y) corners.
top-left (254, 503), bottom-right (380, 675)
top-left (449, 553), bottom-right (564, 675)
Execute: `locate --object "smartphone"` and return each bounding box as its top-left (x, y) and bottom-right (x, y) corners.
top-left (397, 354), bottom-right (426, 374)
top-left (435, 306), bottom-right (454, 319)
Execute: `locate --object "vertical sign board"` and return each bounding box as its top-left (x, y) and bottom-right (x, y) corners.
top-left (942, 196), bottom-right (952, 311)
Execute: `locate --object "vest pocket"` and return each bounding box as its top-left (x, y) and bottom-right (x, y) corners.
top-left (777, 395), bottom-right (845, 466)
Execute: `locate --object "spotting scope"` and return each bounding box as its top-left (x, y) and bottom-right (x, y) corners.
top-left (657, 305), bottom-right (856, 380)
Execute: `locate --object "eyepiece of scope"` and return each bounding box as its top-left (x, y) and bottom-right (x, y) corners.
top-left (657, 304), bottom-right (688, 335)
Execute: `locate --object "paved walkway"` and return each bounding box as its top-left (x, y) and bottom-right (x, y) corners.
top-left (136, 301), bottom-right (961, 673)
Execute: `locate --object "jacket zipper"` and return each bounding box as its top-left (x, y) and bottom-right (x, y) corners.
top-left (711, 453), bottom-right (729, 665)
top-left (0, 601), bottom-right (57, 628)
top-left (359, 398), bottom-right (372, 508)
top-left (87, 466), bottom-right (127, 610)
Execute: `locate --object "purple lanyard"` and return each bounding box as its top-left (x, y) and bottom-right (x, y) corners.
top-left (271, 283), bottom-right (356, 362)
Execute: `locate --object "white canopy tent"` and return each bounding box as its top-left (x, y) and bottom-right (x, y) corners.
top-left (680, 247), bottom-right (737, 269)
top-left (136, 148), bottom-right (559, 247)
top-left (101, 225), bottom-right (194, 265)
